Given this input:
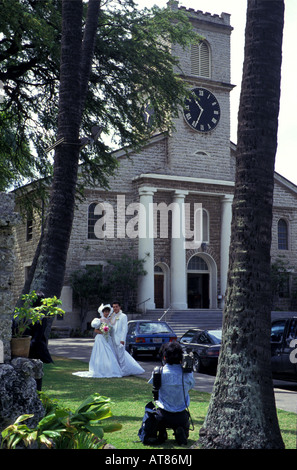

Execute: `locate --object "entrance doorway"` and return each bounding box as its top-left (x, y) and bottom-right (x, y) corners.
top-left (187, 273), bottom-right (209, 308)
top-left (154, 265), bottom-right (164, 308)
top-left (187, 255), bottom-right (210, 309)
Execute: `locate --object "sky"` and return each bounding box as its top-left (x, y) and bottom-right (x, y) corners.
top-left (136, 0), bottom-right (297, 185)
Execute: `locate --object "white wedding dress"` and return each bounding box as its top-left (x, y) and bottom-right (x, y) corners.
top-left (120, 345), bottom-right (145, 376)
top-left (73, 333), bottom-right (123, 378)
top-left (73, 317), bottom-right (144, 378)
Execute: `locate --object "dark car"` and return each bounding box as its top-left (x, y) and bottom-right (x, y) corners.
top-left (179, 328), bottom-right (222, 372)
top-left (126, 320), bottom-right (177, 357)
top-left (271, 317), bottom-right (297, 381)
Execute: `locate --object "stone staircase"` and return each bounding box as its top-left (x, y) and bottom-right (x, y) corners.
top-left (145, 309), bottom-right (223, 338)
top-left (143, 309), bottom-right (297, 339)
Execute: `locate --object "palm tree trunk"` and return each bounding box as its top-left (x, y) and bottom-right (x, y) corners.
top-left (198, 0), bottom-right (285, 449)
top-left (30, 0), bottom-right (101, 298)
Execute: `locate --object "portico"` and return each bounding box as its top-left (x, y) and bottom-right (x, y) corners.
top-left (136, 176), bottom-right (234, 313)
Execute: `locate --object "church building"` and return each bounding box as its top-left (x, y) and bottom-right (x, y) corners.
top-left (13, 3), bottom-right (297, 330)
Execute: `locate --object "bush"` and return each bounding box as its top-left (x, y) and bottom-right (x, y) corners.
top-left (1, 392), bottom-right (122, 449)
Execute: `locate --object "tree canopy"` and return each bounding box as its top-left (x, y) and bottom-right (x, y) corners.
top-left (0, 0), bottom-right (199, 191)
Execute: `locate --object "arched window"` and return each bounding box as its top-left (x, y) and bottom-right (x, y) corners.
top-left (191, 41), bottom-right (211, 78)
top-left (278, 218), bottom-right (288, 250)
top-left (188, 256), bottom-right (208, 271)
top-left (154, 265), bottom-right (163, 273)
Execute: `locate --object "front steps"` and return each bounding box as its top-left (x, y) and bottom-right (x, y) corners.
top-left (143, 309), bottom-right (297, 338)
top-left (145, 309), bottom-right (223, 338)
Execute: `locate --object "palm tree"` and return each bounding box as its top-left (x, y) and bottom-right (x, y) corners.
top-left (31, 0), bottom-right (101, 297)
top-left (25, 0), bottom-right (198, 299)
top-left (198, 0), bottom-right (285, 449)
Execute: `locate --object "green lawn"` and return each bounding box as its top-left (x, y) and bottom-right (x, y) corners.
top-left (42, 357), bottom-right (296, 450)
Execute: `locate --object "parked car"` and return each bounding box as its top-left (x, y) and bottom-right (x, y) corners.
top-left (179, 328), bottom-right (222, 372)
top-left (271, 317), bottom-right (297, 381)
top-left (179, 318), bottom-right (297, 380)
top-left (126, 320), bottom-right (177, 357)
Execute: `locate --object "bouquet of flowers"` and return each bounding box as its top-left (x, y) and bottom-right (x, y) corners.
top-left (91, 318), bottom-right (112, 338)
top-left (99, 322), bottom-right (112, 338)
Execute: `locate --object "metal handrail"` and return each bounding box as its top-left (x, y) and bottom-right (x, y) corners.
top-left (136, 298), bottom-right (151, 314)
top-left (158, 305), bottom-right (171, 322)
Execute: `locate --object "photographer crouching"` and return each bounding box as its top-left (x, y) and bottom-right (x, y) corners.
top-left (146, 341), bottom-right (195, 446)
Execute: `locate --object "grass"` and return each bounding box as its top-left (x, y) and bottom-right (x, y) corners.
top-left (42, 356), bottom-right (297, 450)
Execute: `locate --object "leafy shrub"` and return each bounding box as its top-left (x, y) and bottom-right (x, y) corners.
top-left (1, 393), bottom-right (121, 449)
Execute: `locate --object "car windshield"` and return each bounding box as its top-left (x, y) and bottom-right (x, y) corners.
top-left (271, 320), bottom-right (286, 342)
top-left (180, 330), bottom-right (200, 343)
top-left (207, 330), bottom-right (222, 344)
top-left (138, 322), bottom-right (172, 334)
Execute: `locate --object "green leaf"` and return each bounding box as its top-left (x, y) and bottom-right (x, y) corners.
top-left (39, 434), bottom-right (54, 448)
top-left (84, 424), bottom-right (104, 439)
top-left (13, 414), bottom-right (34, 424)
top-left (75, 394), bottom-right (110, 413)
top-left (55, 408), bottom-right (70, 419)
top-left (100, 422), bottom-right (123, 433)
top-left (42, 430), bottom-right (63, 438)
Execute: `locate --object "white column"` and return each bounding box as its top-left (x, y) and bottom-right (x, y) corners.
top-left (170, 190), bottom-right (188, 309)
top-left (137, 186), bottom-right (156, 312)
top-left (220, 195), bottom-right (233, 307)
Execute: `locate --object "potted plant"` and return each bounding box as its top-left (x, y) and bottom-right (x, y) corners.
top-left (11, 291), bottom-right (65, 358)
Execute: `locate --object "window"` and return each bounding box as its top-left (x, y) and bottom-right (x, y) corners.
top-left (287, 319), bottom-right (297, 341)
top-left (128, 323), bottom-right (136, 336)
top-left (154, 265), bottom-right (163, 273)
top-left (271, 320), bottom-right (286, 343)
top-left (188, 256), bottom-right (208, 271)
top-left (138, 322), bottom-right (172, 334)
top-left (180, 330), bottom-right (197, 344)
top-left (26, 214), bottom-right (33, 241)
top-left (278, 219), bottom-right (288, 250)
top-left (191, 41), bottom-right (211, 78)
top-left (88, 202), bottom-right (104, 239)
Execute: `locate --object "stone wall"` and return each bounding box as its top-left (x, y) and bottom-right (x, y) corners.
top-left (0, 358), bottom-right (44, 434)
top-left (0, 193), bottom-right (45, 439)
top-left (0, 193), bottom-right (20, 362)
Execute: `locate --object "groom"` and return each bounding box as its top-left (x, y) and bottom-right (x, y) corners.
top-left (110, 301), bottom-right (128, 371)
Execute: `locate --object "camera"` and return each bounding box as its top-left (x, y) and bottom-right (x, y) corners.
top-left (182, 352), bottom-right (194, 373)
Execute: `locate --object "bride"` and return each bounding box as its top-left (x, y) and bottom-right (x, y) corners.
top-left (73, 304), bottom-right (144, 378)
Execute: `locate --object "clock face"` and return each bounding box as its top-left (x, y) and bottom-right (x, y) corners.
top-left (183, 88), bottom-right (220, 133)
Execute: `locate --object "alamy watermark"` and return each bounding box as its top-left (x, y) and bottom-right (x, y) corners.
top-left (91, 195), bottom-right (203, 249)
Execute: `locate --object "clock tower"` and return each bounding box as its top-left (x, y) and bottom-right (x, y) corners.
top-left (167, 4), bottom-right (234, 182)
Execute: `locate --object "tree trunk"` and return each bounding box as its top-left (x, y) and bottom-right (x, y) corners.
top-left (29, 1), bottom-right (101, 298)
top-left (198, 0), bottom-right (285, 449)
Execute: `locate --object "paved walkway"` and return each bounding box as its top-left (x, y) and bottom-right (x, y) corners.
top-left (48, 337), bottom-right (297, 413)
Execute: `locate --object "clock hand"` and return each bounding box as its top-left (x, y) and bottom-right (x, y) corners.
top-left (193, 100), bottom-right (203, 127)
